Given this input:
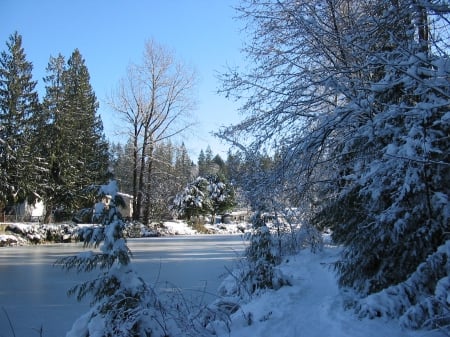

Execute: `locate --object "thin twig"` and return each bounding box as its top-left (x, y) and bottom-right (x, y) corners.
top-left (2, 307), bottom-right (16, 337)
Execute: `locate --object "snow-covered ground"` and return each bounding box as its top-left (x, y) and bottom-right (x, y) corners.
top-left (212, 245), bottom-right (446, 337)
top-left (1, 221), bottom-right (446, 336)
top-left (0, 220), bottom-right (250, 246)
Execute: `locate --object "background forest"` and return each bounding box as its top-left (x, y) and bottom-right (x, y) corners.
top-left (0, 32), bottom-right (245, 225)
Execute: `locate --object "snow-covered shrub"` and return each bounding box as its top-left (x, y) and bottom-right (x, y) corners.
top-left (171, 177), bottom-right (210, 221)
top-left (275, 208), bottom-right (324, 255)
top-left (171, 174), bottom-right (235, 225)
top-left (357, 240), bottom-right (450, 333)
top-left (57, 181), bottom-right (175, 337)
top-left (245, 225), bottom-right (285, 292)
top-left (5, 223), bottom-right (77, 244)
top-left (221, 222), bottom-right (291, 300)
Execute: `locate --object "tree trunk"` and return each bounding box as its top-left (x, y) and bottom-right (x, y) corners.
top-left (135, 125), bottom-right (149, 222)
top-left (43, 202), bottom-right (53, 224)
top-left (132, 131), bottom-right (139, 221)
top-left (142, 143), bottom-right (154, 225)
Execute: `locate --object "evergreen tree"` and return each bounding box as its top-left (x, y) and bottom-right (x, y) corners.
top-left (58, 181), bottom-right (171, 337)
top-left (145, 140), bottom-right (176, 221)
top-left (206, 173), bottom-right (235, 224)
top-left (197, 149), bottom-right (206, 176)
top-left (171, 176), bottom-right (210, 221)
top-left (172, 174), bottom-right (235, 223)
top-left (0, 32), bottom-right (41, 206)
top-left (38, 49), bottom-right (109, 221)
top-left (174, 142), bottom-right (193, 186)
top-left (311, 0), bottom-right (450, 295)
top-left (39, 54), bottom-right (70, 222)
top-left (63, 49), bottom-right (109, 192)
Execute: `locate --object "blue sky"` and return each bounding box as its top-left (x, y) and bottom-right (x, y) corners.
top-left (1, 0), bottom-right (245, 159)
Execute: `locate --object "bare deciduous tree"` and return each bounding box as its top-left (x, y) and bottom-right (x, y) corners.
top-left (107, 39), bottom-right (197, 223)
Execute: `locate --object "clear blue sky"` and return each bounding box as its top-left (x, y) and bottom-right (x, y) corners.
top-left (1, 0), bottom-right (245, 159)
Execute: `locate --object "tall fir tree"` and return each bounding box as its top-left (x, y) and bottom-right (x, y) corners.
top-left (39, 54), bottom-right (70, 222)
top-left (39, 50), bottom-right (109, 221)
top-left (0, 32), bottom-right (41, 207)
top-left (197, 149), bottom-right (206, 177)
top-left (63, 49), bottom-right (109, 190)
top-left (174, 142), bottom-right (193, 186)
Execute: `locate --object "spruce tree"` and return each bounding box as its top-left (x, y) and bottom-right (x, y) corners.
top-left (39, 49), bottom-right (109, 220)
top-left (63, 49), bottom-right (109, 194)
top-left (0, 32), bottom-right (41, 206)
top-left (39, 54), bottom-right (70, 222)
top-left (197, 149), bottom-right (206, 177)
top-left (58, 181), bottom-right (171, 337)
top-left (174, 142), bottom-right (193, 187)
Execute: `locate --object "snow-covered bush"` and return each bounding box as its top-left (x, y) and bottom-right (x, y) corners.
top-left (220, 221), bottom-right (291, 300)
top-left (57, 181), bottom-right (174, 337)
top-left (245, 225), bottom-right (290, 292)
top-left (5, 223), bottom-right (76, 244)
top-left (357, 240), bottom-right (450, 333)
top-left (171, 175), bottom-right (235, 224)
top-left (171, 177), bottom-right (210, 221)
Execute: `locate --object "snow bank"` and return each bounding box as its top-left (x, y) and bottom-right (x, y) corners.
top-left (159, 221), bottom-right (198, 235)
top-left (1, 222), bottom-right (77, 244)
top-left (0, 233), bottom-right (27, 246)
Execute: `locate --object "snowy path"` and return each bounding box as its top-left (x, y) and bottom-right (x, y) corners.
top-left (222, 247), bottom-right (445, 337)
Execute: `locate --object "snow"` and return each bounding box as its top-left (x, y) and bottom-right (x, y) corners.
top-left (1, 221), bottom-right (447, 336)
top-left (0, 233), bottom-right (27, 246)
top-left (211, 245), bottom-right (446, 337)
top-left (160, 220), bottom-right (198, 235)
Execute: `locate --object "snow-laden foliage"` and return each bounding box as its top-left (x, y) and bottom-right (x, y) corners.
top-left (0, 32), bottom-right (41, 206)
top-left (5, 222), bottom-right (75, 243)
top-left (218, 0), bottom-right (449, 330)
top-left (57, 181), bottom-right (174, 337)
top-left (243, 224), bottom-right (291, 294)
top-left (219, 214), bottom-right (293, 301)
top-left (172, 176), bottom-right (210, 221)
top-left (357, 240), bottom-right (450, 333)
top-left (171, 175), bottom-right (235, 223)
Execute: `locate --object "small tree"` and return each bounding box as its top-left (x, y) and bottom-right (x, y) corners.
top-left (206, 174), bottom-right (235, 224)
top-left (172, 175), bottom-right (235, 224)
top-left (57, 181), bottom-right (172, 337)
top-left (171, 176), bottom-right (210, 222)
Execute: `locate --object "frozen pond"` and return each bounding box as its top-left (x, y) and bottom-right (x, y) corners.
top-left (0, 235), bottom-right (245, 337)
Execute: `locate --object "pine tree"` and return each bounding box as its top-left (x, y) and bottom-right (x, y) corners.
top-left (58, 181), bottom-right (172, 337)
top-left (174, 142), bottom-right (193, 187)
top-left (39, 54), bottom-right (70, 222)
top-left (63, 49), bottom-right (109, 193)
top-left (0, 32), bottom-right (41, 206)
top-left (197, 149), bottom-right (206, 177)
